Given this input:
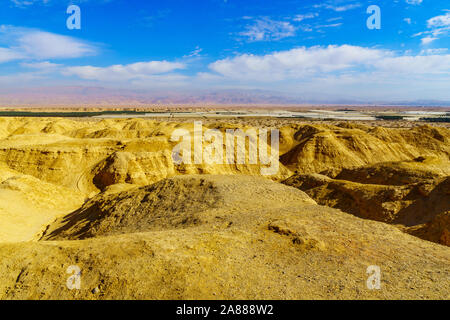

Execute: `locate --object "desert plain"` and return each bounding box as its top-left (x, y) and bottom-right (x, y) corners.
top-left (0, 111), bottom-right (448, 300)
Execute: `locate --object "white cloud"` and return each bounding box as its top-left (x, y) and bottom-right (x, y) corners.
top-left (239, 18), bottom-right (296, 41)
top-left (2, 44), bottom-right (450, 101)
top-left (293, 13), bottom-right (318, 22)
top-left (427, 12), bottom-right (450, 29)
top-left (327, 17), bottom-right (343, 22)
top-left (10, 0), bottom-right (46, 8)
top-left (0, 47), bottom-right (23, 63)
top-left (315, 23), bottom-right (343, 29)
top-left (421, 36), bottom-right (437, 45)
top-left (418, 12), bottom-right (450, 44)
top-left (18, 31), bottom-right (96, 59)
top-left (420, 48), bottom-right (448, 55)
top-left (404, 18), bottom-right (412, 25)
top-left (184, 46), bottom-right (203, 58)
top-left (314, 3), bottom-right (362, 12)
top-left (208, 45), bottom-right (450, 83)
top-left (0, 26), bottom-right (98, 63)
top-left (331, 4), bottom-right (361, 12)
top-left (209, 45), bottom-right (387, 81)
top-left (64, 61), bottom-right (185, 81)
top-left (20, 61), bottom-right (61, 70)
top-left (405, 0), bottom-right (423, 5)
top-left (199, 46), bottom-right (450, 101)
top-left (10, 0), bottom-right (97, 8)
top-left (372, 55), bottom-right (450, 74)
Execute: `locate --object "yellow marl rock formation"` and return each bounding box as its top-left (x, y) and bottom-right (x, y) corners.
top-left (280, 123), bottom-right (450, 176)
top-left (0, 117), bottom-right (449, 300)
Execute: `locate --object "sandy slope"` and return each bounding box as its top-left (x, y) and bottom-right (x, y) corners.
top-left (1, 175), bottom-right (449, 300)
top-left (0, 163), bottom-right (84, 242)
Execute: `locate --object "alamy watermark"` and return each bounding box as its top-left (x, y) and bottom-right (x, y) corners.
top-left (66, 5), bottom-right (380, 31)
top-left (66, 265), bottom-right (81, 290)
top-left (367, 5), bottom-right (381, 30)
top-left (366, 265), bottom-right (381, 290)
top-left (67, 5), bottom-right (81, 30)
top-left (170, 121), bottom-right (279, 176)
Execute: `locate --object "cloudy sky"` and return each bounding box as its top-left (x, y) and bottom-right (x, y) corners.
top-left (0, 0), bottom-right (449, 102)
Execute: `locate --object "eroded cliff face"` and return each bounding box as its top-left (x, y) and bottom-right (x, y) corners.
top-left (283, 167), bottom-right (450, 246)
top-left (280, 123), bottom-right (450, 176)
top-left (0, 117), bottom-right (448, 299)
top-left (0, 118), bottom-right (291, 196)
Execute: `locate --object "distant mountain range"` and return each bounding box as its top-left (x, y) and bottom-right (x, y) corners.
top-left (0, 86), bottom-right (449, 107)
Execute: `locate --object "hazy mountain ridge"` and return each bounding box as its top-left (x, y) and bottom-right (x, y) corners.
top-left (1, 87), bottom-right (449, 107)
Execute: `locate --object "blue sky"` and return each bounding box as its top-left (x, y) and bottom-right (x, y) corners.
top-left (0, 0), bottom-right (449, 102)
